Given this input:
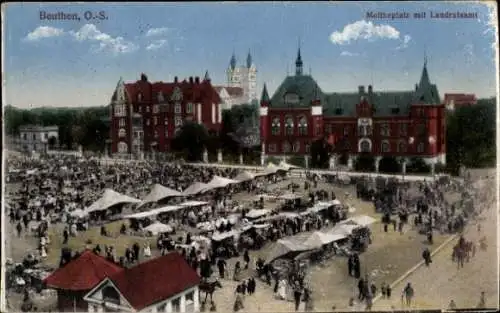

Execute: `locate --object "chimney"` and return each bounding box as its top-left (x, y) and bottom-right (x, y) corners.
top-left (195, 76), bottom-right (200, 84)
top-left (140, 73), bottom-right (148, 82)
top-left (174, 76), bottom-right (178, 83)
top-left (358, 85), bottom-right (365, 95)
top-left (189, 76), bottom-right (194, 84)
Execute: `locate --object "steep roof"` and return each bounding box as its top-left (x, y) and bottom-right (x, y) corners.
top-left (44, 250), bottom-right (124, 291)
top-left (108, 253), bottom-right (200, 311)
top-left (269, 75), bottom-right (325, 108)
top-left (123, 78), bottom-right (221, 104)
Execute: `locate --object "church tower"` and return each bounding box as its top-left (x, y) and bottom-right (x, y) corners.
top-left (226, 50), bottom-right (258, 104)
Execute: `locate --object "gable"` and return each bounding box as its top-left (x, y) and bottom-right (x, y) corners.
top-left (84, 278), bottom-right (134, 311)
top-left (171, 87), bottom-right (183, 101)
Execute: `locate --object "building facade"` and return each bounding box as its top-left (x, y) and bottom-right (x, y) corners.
top-left (214, 51), bottom-right (257, 108)
top-left (18, 125), bottom-right (59, 153)
top-left (444, 93), bottom-right (477, 111)
top-left (260, 49), bottom-right (446, 170)
top-left (109, 73), bottom-right (222, 157)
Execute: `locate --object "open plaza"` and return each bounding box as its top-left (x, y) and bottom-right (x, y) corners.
top-left (3, 152), bottom-right (497, 312)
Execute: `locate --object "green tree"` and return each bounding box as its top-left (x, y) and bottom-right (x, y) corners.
top-left (354, 153), bottom-right (375, 172)
top-left (310, 138), bottom-right (329, 168)
top-left (171, 122), bottom-right (209, 161)
top-left (378, 157), bottom-right (400, 173)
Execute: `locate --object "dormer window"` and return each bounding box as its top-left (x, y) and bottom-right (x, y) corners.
top-left (137, 93), bottom-right (143, 102)
top-left (284, 93), bottom-right (300, 106)
top-left (157, 92), bottom-right (164, 103)
top-left (335, 108), bottom-right (343, 115)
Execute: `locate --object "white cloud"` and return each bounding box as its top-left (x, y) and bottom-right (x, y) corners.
top-left (340, 51), bottom-right (359, 57)
top-left (146, 27), bottom-right (170, 37)
top-left (69, 24), bottom-right (138, 54)
top-left (396, 34), bottom-right (412, 50)
top-left (24, 26), bottom-right (64, 41)
top-left (329, 20), bottom-right (400, 45)
top-left (146, 39), bottom-right (167, 51)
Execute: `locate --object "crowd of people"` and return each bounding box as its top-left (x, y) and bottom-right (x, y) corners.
top-left (5, 153), bottom-right (493, 312)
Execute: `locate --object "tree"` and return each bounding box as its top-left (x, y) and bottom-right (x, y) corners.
top-left (310, 138), bottom-right (329, 168)
top-left (378, 157), bottom-right (400, 173)
top-left (407, 157), bottom-right (430, 173)
top-left (446, 99), bottom-right (496, 169)
top-left (171, 122), bottom-right (209, 161)
top-left (354, 153), bottom-right (375, 172)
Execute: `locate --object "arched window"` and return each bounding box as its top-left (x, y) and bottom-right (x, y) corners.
top-left (154, 130), bottom-right (159, 138)
top-left (102, 286), bottom-right (120, 304)
top-left (283, 142), bottom-right (291, 153)
top-left (117, 142), bottom-right (128, 153)
top-left (359, 139), bottom-right (371, 153)
top-left (293, 141), bottom-right (300, 152)
top-left (381, 140), bottom-right (391, 153)
top-left (271, 117), bottom-right (281, 136)
top-left (118, 128), bottom-right (126, 138)
top-left (298, 116), bottom-right (308, 136)
top-left (285, 116), bottom-right (294, 136)
top-left (397, 141), bottom-right (407, 153)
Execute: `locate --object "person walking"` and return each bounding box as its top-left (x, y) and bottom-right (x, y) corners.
top-left (422, 248), bottom-right (432, 266)
top-left (293, 281), bottom-right (303, 311)
top-left (402, 282), bottom-right (414, 307)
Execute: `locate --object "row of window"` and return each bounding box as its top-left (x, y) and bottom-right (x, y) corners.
top-left (22, 133), bottom-right (49, 140)
top-left (118, 116), bottom-right (185, 128)
top-left (323, 123), bottom-right (424, 137)
top-left (114, 102), bottom-right (195, 117)
top-left (120, 127), bottom-right (181, 139)
top-left (136, 88), bottom-right (183, 103)
top-left (268, 142), bottom-right (310, 153)
top-left (359, 140), bottom-right (426, 153)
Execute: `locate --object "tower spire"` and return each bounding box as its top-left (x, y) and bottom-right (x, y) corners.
top-left (261, 83), bottom-right (270, 102)
top-left (295, 39), bottom-right (303, 76)
top-left (230, 51), bottom-right (237, 70)
top-left (246, 49), bottom-right (253, 68)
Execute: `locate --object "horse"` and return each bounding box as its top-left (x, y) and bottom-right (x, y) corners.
top-left (199, 278), bottom-right (223, 303)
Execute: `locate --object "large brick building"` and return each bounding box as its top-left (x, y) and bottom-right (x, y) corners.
top-left (109, 73), bottom-right (222, 156)
top-left (260, 49), bottom-right (446, 170)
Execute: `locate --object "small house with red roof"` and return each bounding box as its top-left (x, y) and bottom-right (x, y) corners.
top-left (43, 250), bottom-right (124, 312)
top-left (83, 253), bottom-right (201, 313)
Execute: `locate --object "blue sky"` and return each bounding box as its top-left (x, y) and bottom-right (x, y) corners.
top-left (3, 1), bottom-right (498, 108)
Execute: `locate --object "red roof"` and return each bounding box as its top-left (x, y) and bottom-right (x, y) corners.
top-left (123, 76), bottom-right (221, 104)
top-left (44, 250), bottom-right (124, 291)
top-left (108, 252), bottom-right (200, 310)
top-left (213, 86), bottom-right (244, 97)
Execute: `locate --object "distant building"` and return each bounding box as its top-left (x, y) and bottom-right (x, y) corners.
top-left (260, 47), bottom-right (447, 169)
top-left (213, 51), bottom-right (258, 110)
top-left (444, 93), bottom-right (477, 111)
top-left (109, 73), bottom-right (222, 156)
top-left (84, 253), bottom-right (200, 313)
top-left (18, 125), bottom-right (59, 153)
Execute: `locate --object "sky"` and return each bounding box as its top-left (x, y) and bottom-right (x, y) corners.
top-left (3, 1), bottom-right (498, 109)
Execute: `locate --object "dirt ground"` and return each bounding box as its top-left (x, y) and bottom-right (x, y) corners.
top-left (4, 176), bottom-right (461, 312)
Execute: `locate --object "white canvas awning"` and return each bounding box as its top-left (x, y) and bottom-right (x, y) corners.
top-left (144, 222), bottom-right (173, 235)
top-left (205, 176), bottom-right (239, 189)
top-left (278, 193), bottom-right (302, 200)
top-left (246, 209), bottom-right (270, 219)
top-left (69, 209), bottom-right (88, 218)
top-left (278, 161), bottom-right (299, 170)
top-left (124, 205), bottom-right (185, 219)
top-left (303, 231), bottom-right (343, 248)
top-left (183, 182), bottom-right (210, 196)
top-left (180, 201), bottom-right (209, 207)
top-left (141, 184), bottom-right (183, 205)
top-left (85, 189), bottom-right (141, 213)
top-left (340, 214), bottom-right (377, 227)
top-left (233, 171), bottom-right (256, 182)
top-left (212, 230), bottom-right (240, 241)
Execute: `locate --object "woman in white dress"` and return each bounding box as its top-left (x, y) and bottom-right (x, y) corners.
top-left (278, 279), bottom-right (287, 300)
top-left (143, 243), bottom-right (152, 257)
